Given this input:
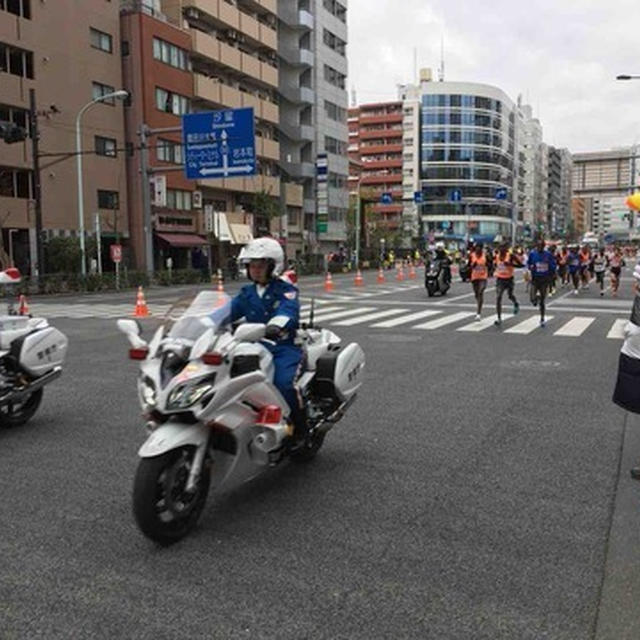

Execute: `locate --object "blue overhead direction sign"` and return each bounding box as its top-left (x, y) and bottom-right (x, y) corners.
top-left (380, 192), bottom-right (393, 205)
top-left (182, 108), bottom-right (256, 180)
top-left (450, 189), bottom-right (462, 202)
top-left (495, 187), bottom-right (508, 200)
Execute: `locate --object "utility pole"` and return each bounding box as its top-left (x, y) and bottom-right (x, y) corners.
top-left (29, 89), bottom-right (44, 277)
top-left (139, 124), bottom-right (154, 276)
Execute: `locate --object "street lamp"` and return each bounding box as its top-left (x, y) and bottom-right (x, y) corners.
top-left (76, 90), bottom-right (128, 276)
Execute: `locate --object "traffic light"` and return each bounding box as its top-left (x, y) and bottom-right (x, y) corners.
top-left (0, 121), bottom-right (27, 144)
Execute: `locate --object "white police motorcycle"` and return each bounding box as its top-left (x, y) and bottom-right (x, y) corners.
top-left (118, 291), bottom-right (365, 545)
top-left (0, 268), bottom-right (68, 427)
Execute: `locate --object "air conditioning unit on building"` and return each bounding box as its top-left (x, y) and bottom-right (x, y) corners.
top-left (227, 29), bottom-right (238, 40)
top-left (186, 7), bottom-right (199, 19)
top-left (237, 34), bottom-right (247, 45)
top-left (192, 190), bottom-right (203, 209)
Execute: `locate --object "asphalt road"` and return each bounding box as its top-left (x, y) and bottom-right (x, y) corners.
top-left (1, 268), bottom-right (639, 639)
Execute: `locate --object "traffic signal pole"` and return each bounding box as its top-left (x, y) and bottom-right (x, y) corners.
top-left (29, 89), bottom-right (44, 277)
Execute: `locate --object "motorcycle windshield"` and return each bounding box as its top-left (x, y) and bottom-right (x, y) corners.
top-left (165, 291), bottom-right (232, 341)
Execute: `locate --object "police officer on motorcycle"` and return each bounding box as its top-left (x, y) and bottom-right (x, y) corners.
top-left (231, 237), bottom-right (307, 439)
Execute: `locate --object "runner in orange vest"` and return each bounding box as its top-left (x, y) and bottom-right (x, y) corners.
top-left (470, 243), bottom-right (489, 320)
top-left (493, 243), bottom-right (522, 326)
top-left (609, 246), bottom-right (625, 296)
top-left (579, 245), bottom-right (591, 289)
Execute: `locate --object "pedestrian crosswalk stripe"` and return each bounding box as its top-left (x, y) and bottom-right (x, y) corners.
top-left (370, 309), bottom-right (441, 328)
top-left (332, 308), bottom-right (409, 326)
top-left (300, 306), bottom-right (344, 320)
top-left (504, 315), bottom-right (554, 334)
top-left (553, 316), bottom-right (595, 337)
top-left (412, 311), bottom-right (474, 330)
top-left (312, 307), bottom-right (376, 323)
top-left (607, 319), bottom-right (627, 339)
top-left (458, 314), bottom-right (513, 332)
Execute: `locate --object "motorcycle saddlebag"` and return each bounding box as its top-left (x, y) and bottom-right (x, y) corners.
top-left (312, 343), bottom-right (365, 404)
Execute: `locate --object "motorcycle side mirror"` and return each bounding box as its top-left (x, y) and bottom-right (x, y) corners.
top-left (117, 319), bottom-right (147, 349)
top-left (234, 323), bottom-right (266, 342)
top-left (191, 327), bottom-right (215, 360)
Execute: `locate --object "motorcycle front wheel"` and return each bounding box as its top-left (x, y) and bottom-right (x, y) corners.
top-left (133, 446), bottom-right (211, 545)
top-left (0, 388), bottom-right (43, 427)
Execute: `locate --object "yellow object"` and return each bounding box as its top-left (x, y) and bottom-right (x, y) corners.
top-left (626, 192), bottom-right (640, 211)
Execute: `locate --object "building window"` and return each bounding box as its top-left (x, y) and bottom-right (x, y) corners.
top-left (152, 37), bottom-right (189, 70)
top-left (324, 64), bottom-right (346, 90)
top-left (323, 29), bottom-right (346, 56)
top-left (0, 166), bottom-right (32, 198)
top-left (155, 87), bottom-right (189, 115)
top-left (0, 0), bottom-right (31, 19)
top-left (90, 28), bottom-right (113, 53)
top-left (92, 82), bottom-right (116, 105)
top-left (328, 207), bottom-right (347, 222)
top-left (323, 0), bottom-right (346, 23)
top-left (95, 136), bottom-right (117, 158)
top-left (166, 189), bottom-right (192, 210)
top-left (328, 172), bottom-right (347, 188)
top-left (0, 103), bottom-right (29, 134)
top-left (97, 190), bottom-right (119, 209)
top-left (0, 42), bottom-right (34, 78)
top-left (325, 136), bottom-right (347, 155)
top-left (324, 100), bottom-right (346, 123)
top-left (157, 138), bottom-right (184, 164)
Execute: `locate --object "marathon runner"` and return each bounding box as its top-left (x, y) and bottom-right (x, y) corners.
top-left (579, 244), bottom-right (591, 289)
top-left (528, 238), bottom-right (557, 327)
top-left (593, 247), bottom-right (607, 296)
top-left (558, 245), bottom-right (570, 287)
top-left (609, 246), bottom-right (624, 296)
top-left (469, 243), bottom-right (489, 320)
top-left (493, 243), bottom-right (521, 326)
top-left (568, 245), bottom-right (581, 295)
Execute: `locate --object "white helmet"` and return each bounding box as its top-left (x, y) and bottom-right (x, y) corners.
top-left (435, 241), bottom-right (445, 250)
top-left (238, 237), bottom-right (284, 276)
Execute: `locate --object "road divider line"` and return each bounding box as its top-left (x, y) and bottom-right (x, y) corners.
top-left (553, 316), bottom-right (595, 337)
top-left (504, 315), bottom-right (554, 334)
top-left (312, 307), bottom-right (376, 323)
top-left (607, 319), bottom-right (627, 339)
top-left (458, 314), bottom-right (513, 332)
top-left (412, 311), bottom-right (474, 330)
top-left (332, 308), bottom-right (409, 326)
top-left (370, 310), bottom-right (442, 328)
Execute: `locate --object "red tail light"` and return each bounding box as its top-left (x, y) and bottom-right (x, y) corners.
top-left (202, 352), bottom-right (223, 365)
top-left (129, 347), bottom-right (149, 360)
top-left (257, 405), bottom-right (282, 424)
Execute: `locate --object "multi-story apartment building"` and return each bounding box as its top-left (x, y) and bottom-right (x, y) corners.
top-left (417, 77), bottom-right (520, 245)
top-left (278, 0), bottom-right (348, 255)
top-left (518, 103), bottom-right (544, 232)
top-left (571, 196), bottom-right (588, 236)
top-left (572, 148), bottom-right (633, 237)
top-left (0, 0), bottom-right (128, 275)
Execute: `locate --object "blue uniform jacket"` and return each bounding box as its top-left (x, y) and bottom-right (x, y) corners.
top-left (230, 278), bottom-right (300, 346)
top-left (528, 250), bottom-right (557, 278)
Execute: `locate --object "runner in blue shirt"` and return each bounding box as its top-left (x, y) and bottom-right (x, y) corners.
top-left (527, 238), bottom-right (557, 327)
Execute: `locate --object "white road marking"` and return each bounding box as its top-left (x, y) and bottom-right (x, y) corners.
top-left (458, 314), bottom-right (513, 332)
top-left (553, 316), bottom-right (595, 337)
top-left (370, 310), bottom-right (442, 328)
top-left (312, 307), bottom-right (376, 322)
top-left (607, 319), bottom-right (628, 339)
top-left (332, 308), bottom-right (409, 326)
top-left (504, 315), bottom-right (554, 334)
top-left (412, 311), bottom-right (475, 330)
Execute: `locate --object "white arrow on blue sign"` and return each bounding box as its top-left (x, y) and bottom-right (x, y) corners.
top-left (450, 189), bottom-right (462, 202)
top-left (380, 192), bottom-right (393, 205)
top-left (414, 191), bottom-right (424, 204)
top-left (495, 187), bottom-right (508, 200)
top-left (182, 108), bottom-right (256, 180)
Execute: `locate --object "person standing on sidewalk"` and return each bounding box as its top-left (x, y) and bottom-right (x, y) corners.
top-left (493, 243), bottom-right (521, 326)
top-left (527, 238), bottom-right (557, 327)
top-left (469, 243), bottom-right (489, 320)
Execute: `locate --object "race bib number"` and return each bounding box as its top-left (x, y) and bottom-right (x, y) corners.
top-left (535, 262), bottom-right (549, 273)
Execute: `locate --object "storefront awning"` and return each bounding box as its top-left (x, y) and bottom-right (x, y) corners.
top-left (156, 233), bottom-right (209, 248)
top-left (229, 223), bottom-right (254, 245)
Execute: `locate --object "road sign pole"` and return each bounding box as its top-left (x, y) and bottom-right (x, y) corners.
top-left (139, 124), bottom-right (154, 276)
top-left (355, 189), bottom-right (361, 268)
top-left (95, 213), bottom-right (102, 275)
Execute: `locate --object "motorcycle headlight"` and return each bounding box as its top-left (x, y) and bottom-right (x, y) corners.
top-left (167, 380), bottom-right (214, 410)
top-left (138, 377), bottom-right (157, 408)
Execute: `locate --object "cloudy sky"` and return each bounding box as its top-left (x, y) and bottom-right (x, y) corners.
top-left (347, 0), bottom-right (640, 152)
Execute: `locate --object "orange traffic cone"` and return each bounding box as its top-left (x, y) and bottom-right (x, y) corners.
top-left (324, 272), bottom-right (335, 292)
top-left (354, 269), bottom-right (364, 287)
top-left (133, 286), bottom-right (150, 318)
top-left (408, 264), bottom-right (417, 279)
top-left (396, 265), bottom-right (405, 282)
top-left (18, 294), bottom-right (29, 316)
top-left (215, 273), bottom-right (226, 307)
top-left (377, 267), bottom-right (385, 284)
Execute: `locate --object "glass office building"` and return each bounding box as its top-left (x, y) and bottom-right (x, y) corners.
top-left (419, 82), bottom-right (518, 244)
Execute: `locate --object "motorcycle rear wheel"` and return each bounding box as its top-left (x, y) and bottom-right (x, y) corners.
top-left (0, 388), bottom-right (43, 427)
top-left (133, 446), bottom-right (211, 545)
top-left (289, 431), bottom-right (325, 463)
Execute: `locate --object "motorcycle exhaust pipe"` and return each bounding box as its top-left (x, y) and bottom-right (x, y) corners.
top-left (0, 366), bottom-right (62, 405)
top-left (315, 394), bottom-right (357, 436)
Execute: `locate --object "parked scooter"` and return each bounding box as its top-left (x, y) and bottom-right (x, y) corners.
top-left (118, 292), bottom-right (365, 545)
top-left (0, 269), bottom-right (68, 427)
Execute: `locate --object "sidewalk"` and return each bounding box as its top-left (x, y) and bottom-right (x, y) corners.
top-left (595, 411), bottom-right (640, 639)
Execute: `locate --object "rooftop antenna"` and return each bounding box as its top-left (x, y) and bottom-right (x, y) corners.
top-left (437, 35), bottom-right (445, 82)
